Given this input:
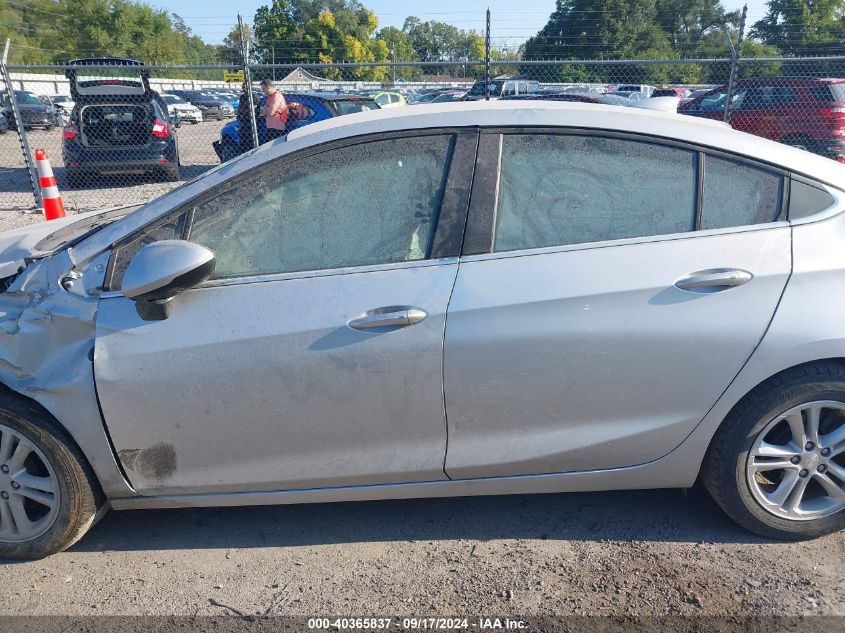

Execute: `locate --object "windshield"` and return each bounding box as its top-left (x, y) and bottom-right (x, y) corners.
top-left (163, 95), bottom-right (185, 104)
top-left (332, 99), bottom-right (378, 115)
top-left (34, 207), bottom-right (130, 253)
top-left (53, 96), bottom-right (70, 103)
top-left (16, 92), bottom-right (42, 105)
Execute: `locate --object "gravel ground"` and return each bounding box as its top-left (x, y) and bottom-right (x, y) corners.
top-left (0, 118), bottom-right (228, 217)
top-left (0, 488), bottom-right (843, 618)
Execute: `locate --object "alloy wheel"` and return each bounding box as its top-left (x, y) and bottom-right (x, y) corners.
top-left (0, 423), bottom-right (60, 543)
top-left (747, 401), bottom-right (845, 520)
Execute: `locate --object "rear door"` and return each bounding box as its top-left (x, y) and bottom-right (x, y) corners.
top-left (443, 131), bottom-right (791, 480)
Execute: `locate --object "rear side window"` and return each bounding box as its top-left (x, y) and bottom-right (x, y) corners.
top-left (789, 179), bottom-right (835, 220)
top-left (332, 99), bottom-right (376, 115)
top-left (492, 135), bottom-right (697, 252)
top-left (739, 86), bottom-right (796, 109)
top-left (812, 83), bottom-right (845, 102)
top-left (700, 156), bottom-right (784, 230)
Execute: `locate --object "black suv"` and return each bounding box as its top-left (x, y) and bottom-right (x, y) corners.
top-left (0, 90), bottom-right (56, 130)
top-left (61, 58), bottom-right (181, 187)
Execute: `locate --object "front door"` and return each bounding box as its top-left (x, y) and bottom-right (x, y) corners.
top-left (95, 133), bottom-right (467, 495)
top-left (444, 132), bottom-right (792, 479)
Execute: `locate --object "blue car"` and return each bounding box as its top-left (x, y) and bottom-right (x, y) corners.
top-left (213, 92), bottom-right (379, 163)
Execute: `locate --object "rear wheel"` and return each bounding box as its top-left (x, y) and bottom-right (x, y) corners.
top-left (0, 396), bottom-right (102, 560)
top-left (703, 363), bottom-right (845, 539)
top-left (65, 171), bottom-right (86, 188)
top-left (220, 138), bottom-right (239, 163)
top-left (160, 161), bottom-right (181, 182)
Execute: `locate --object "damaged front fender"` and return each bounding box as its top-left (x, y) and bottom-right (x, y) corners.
top-left (0, 250), bottom-right (134, 498)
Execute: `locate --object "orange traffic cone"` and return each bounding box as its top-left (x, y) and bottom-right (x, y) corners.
top-left (34, 149), bottom-right (66, 221)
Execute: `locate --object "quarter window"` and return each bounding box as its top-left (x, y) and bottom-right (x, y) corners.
top-left (492, 134), bottom-right (698, 253)
top-left (187, 135), bottom-right (454, 279)
top-left (700, 156), bottom-right (783, 230)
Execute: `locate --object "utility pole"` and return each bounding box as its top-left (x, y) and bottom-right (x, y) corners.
top-left (238, 13), bottom-right (259, 150)
top-left (391, 47), bottom-right (396, 83)
top-left (723, 4), bottom-right (747, 124)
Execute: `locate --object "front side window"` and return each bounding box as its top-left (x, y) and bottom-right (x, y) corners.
top-left (187, 135), bottom-right (454, 279)
top-left (493, 135), bottom-right (697, 253)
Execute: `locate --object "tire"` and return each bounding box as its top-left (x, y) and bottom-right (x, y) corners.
top-left (220, 138), bottom-right (238, 163)
top-left (66, 171), bottom-right (86, 189)
top-left (0, 394), bottom-right (103, 560)
top-left (702, 362), bottom-right (845, 540)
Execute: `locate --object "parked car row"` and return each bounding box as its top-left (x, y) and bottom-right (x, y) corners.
top-left (213, 91), bottom-right (380, 162)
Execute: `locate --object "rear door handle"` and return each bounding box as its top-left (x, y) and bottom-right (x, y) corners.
top-left (675, 268), bottom-right (753, 292)
top-left (348, 307), bottom-right (427, 331)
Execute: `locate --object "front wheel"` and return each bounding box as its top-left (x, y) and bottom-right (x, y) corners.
top-left (703, 363), bottom-right (845, 539)
top-left (0, 396), bottom-right (103, 559)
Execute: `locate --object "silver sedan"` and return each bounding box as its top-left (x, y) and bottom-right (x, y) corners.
top-left (0, 101), bottom-right (844, 559)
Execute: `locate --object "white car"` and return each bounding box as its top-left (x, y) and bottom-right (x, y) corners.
top-left (160, 93), bottom-right (203, 124)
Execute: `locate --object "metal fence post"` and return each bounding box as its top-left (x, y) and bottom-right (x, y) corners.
top-left (485, 8), bottom-right (491, 100)
top-left (1, 39), bottom-right (42, 210)
top-left (723, 4), bottom-right (748, 124)
top-left (238, 13), bottom-right (259, 151)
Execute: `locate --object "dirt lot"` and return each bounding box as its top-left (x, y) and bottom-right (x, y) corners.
top-left (0, 487), bottom-right (842, 619)
top-left (0, 118), bottom-right (228, 216)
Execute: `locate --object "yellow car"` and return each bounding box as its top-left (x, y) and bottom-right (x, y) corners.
top-left (373, 91), bottom-right (407, 108)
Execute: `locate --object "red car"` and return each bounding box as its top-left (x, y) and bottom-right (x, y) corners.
top-left (678, 77), bottom-right (845, 160)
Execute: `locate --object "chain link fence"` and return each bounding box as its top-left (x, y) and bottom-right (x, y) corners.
top-left (1, 56), bottom-right (844, 214)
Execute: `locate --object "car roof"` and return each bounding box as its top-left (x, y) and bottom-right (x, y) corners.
top-left (734, 76), bottom-right (845, 86)
top-left (285, 100), bottom-right (844, 183)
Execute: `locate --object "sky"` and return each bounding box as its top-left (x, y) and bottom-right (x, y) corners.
top-left (149, 0), bottom-right (773, 47)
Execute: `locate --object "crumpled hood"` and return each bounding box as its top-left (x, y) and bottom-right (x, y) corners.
top-left (0, 206), bottom-right (133, 276)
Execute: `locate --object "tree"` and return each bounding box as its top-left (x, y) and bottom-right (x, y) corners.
top-left (0, 0), bottom-right (223, 64)
top-left (218, 23), bottom-right (253, 65)
top-left (522, 0), bottom-right (673, 62)
top-left (751, 0), bottom-right (845, 56)
top-left (402, 17), bottom-right (483, 62)
top-left (654, 0), bottom-right (738, 57)
top-left (252, 1), bottom-right (390, 79)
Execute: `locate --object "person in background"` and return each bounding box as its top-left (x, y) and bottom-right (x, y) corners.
top-left (236, 82), bottom-right (257, 154)
top-left (260, 79), bottom-right (287, 142)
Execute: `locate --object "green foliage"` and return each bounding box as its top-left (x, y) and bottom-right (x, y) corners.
top-left (252, 0), bottom-right (389, 80)
top-left (0, 0), bottom-right (221, 64)
top-left (751, 0), bottom-right (845, 56)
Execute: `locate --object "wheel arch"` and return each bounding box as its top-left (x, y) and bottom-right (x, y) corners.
top-left (696, 357), bottom-right (845, 477)
top-left (0, 379), bottom-right (106, 504)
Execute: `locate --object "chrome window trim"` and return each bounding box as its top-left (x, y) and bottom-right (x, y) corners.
top-left (98, 257), bottom-right (459, 298)
top-left (789, 183), bottom-right (845, 226)
top-left (458, 222), bottom-right (790, 264)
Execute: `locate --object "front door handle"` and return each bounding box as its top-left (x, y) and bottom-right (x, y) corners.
top-left (675, 268), bottom-right (753, 293)
top-left (348, 307), bottom-right (427, 331)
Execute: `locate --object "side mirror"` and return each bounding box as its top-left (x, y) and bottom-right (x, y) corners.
top-left (171, 116), bottom-right (182, 128)
top-left (122, 240), bottom-right (215, 321)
